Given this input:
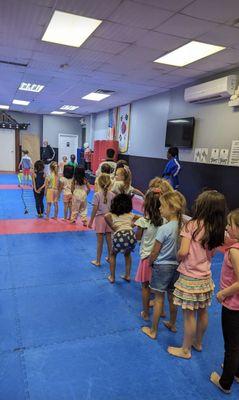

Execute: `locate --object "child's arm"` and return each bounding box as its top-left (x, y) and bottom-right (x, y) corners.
top-left (18, 158), bottom-right (23, 170)
top-left (44, 177), bottom-right (49, 195)
top-left (135, 226), bottom-right (144, 241)
top-left (149, 240), bottom-right (162, 265)
top-left (177, 237), bottom-right (191, 260)
top-left (88, 205), bottom-right (98, 229)
top-left (217, 248), bottom-right (239, 303)
top-left (85, 179), bottom-right (91, 194)
top-left (104, 213), bottom-right (115, 231)
top-left (32, 173), bottom-right (37, 192)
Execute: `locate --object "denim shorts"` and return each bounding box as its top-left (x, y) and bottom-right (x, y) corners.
top-left (150, 264), bottom-right (179, 293)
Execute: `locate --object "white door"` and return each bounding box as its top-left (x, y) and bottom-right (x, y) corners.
top-left (0, 129), bottom-right (15, 171)
top-left (58, 134), bottom-right (78, 164)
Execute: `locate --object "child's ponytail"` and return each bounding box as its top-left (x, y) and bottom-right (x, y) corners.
top-left (98, 174), bottom-right (112, 204)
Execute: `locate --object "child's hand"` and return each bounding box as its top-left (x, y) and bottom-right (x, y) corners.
top-left (216, 291), bottom-right (225, 303)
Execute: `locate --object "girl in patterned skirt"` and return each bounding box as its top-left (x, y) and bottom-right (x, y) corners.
top-left (168, 190), bottom-right (227, 359)
top-left (105, 193), bottom-right (137, 284)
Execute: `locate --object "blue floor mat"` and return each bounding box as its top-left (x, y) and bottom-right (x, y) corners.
top-left (0, 352), bottom-right (26, 400)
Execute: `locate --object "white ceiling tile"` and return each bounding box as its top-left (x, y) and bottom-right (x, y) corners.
top-left (183, 0), bottom-right (239, 23)
top-left (94, 22), bottom-right (147, 43)
top-left (135, 31), bottom-right (188, 52)
top-left (156, 14), bottom-right (219, 39)
top-left (189, 54), bottom-right (232, 72)
top-left (83, 37), bottom-right (130, 55)
top-left (166, 67), bottom-right (206, 79)
top-left (55, 0), bottom-right (122, 19)
top-left (197, 25), bottom-right (239, 47)
top-left (108, 1), bottom-right (173, 29)
top-left (132, 0), bottom-right (194, 12)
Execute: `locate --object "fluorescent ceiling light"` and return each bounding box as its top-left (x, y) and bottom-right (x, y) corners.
top-left (60, 105), bottom-right (79, 111)
top-left (12, 99), bottom-right (30, 106)
top-left (154, 41), bottom-right (225, 67)
top-left (0, 105), bottom-right (9, 110)
top-left (19, 82), bottom-right (45, 92)
top-left (42, 10), bottom-right (102, 47)
top-left (51, 111), bottom-right (66, 115)
top-left (82, 92), bottom-right (111, 101)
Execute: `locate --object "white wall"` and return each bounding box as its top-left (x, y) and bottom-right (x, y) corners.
top-left (43, 115), bottom-right (82, 148)
top-left (88, 80), bottom-right (239, 163)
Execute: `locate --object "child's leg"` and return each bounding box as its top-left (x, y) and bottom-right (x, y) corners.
top-left (33, 191), bottom-right (40, 215)
top-left (141, 282), bottom-right (150, 320)
top-left (168, 309), bottom-right (196, 359)
top-left (63, 202), bottom-right (68, 219)
top-left (46, 202), bottom-right (51, 219)
top-left (121, 252), bottom-right (131, 281)
top-left (79, 202), bottom-right (88, 226)
top-left (53, 202), bottom-right (58, 219)
top-left (39, 192), bottom-right (44, 215)
top-left (142, 292), bottom-right (164, 339)
top-left (70, 198), bottom-right (79, 222)
top-left (105, 232), bottom-right (112, 260)
top-left (108, 253), bottom-right (116, 283)
top-left (91, 233), bottom-right (103, 266)
top-left (163, 291), bottom-right (178, 333)
top-left (193, 307), bottom-right (208, 351)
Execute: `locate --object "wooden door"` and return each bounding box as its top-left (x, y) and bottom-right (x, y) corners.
top-left (21, 134), bottom-right (40, 165)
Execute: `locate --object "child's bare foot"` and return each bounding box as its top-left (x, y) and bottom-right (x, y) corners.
top-left (70, 220), bottom-right (76, 224)
top-left (163, 320), bottom-right (177, 333)
top-left (107, 275), bottom-right (115, 284)
top-left (140, 311), bottom-right (149, 321)
top-left (167, 346), bottom-right (191, 359)
top-left (120, 275), bottom-right (131, 282)
top-left (210, 372), bottom-right (231, 394)
top-left (91, 260), bottom-right (101, 267)
top-left (149, 299), bottom-right (154, 307)
top-left (105, 256), bottom-right (110, 263)
top-left (192, 341), bottom-right (202, 352)
top-left (82, 221), bottom-right (87, 227)
top-left (141, 326), bottom-right (157, 339)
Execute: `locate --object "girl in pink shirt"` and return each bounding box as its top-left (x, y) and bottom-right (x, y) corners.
top-left (168, 190), bottom-right (226, 359)
top-left (210, 209), bottom-right (239, 394)
top-left (88, 174), bottom-right (115, 267)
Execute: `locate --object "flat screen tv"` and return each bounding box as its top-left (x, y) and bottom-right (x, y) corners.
top-left (165, 117), bottom-right (195, 148)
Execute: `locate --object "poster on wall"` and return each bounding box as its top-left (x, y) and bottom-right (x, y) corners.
top-left (194, 148), bottom-right (202, 162)
top-left (210, 148), bottom-right (220, 164)
top-left (108, 108), bottom-right (118, 140)
top-left (201, 148), bottom-right (208, 163)
top-left (219, 149), bottom-right (229, 165)
top-left (229, 140), bottom-right (239, 166)
top-left (117, 104), bottom-right (131, 153)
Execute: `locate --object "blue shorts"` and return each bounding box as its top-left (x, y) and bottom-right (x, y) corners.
top-left (150, 264), bottom-right (179, 293)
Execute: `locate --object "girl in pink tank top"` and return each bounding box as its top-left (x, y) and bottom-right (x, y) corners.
top-left (210, 209), bottom-right (239, 394)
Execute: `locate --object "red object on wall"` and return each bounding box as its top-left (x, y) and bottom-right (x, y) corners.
top-left (92, 140), bottom-right (119, 173)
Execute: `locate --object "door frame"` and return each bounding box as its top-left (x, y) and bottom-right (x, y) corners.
top-left (58, 133), bottom-right (79, 162)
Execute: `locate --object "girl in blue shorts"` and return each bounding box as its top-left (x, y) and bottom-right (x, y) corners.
top-left (142, 191), bottom-right (185, 339)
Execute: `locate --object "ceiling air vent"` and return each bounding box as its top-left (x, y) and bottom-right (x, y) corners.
top-left (0, 60), bottom-right (28, 67)
top-left (95, 89), bottom-right (115, 95)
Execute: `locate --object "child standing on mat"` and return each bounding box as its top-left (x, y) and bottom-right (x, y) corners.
top-left (70, 166), bottom-right (90, 226)
top-left (168, 190), bottom-right (226, 359)
top-left (59, 156), bottom-right (68, 176)
top-left (32, 160), bottom-right (45, 218)
top-left (142, 191), bottom-right (185, 339)
top-left (59, 165), bottom-right (74, 220)
top-left (45, 161), bottom-right (59, 220)
top-left (88, 174), bottom-right (115, 267)
top-left (105, 193), bottom-right (137, 283)
top-left (112, 166), bottom-right (144, 197)
top-left (210, 209), bottom-right (239, 394)
top-left (135, 189), bottom-right (163, 321)
top-left (19, 150), bottom-right (32, 186)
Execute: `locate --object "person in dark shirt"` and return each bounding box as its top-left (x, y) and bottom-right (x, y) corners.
top-left (41, 140), bottom-right (55, 175)
top-left (32, 160), bottom-right (45, 217)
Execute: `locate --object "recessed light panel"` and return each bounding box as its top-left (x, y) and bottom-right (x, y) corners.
top-left (19, 82), bottom-right (45, 92)
top-left (42, 10), bottom-right (102, 47)
top-left (60, 105), bottom-right (79, 111)
top-left (82, 92), bottom-right (111, 101)
top-left (0, 105), bottom-right (9, 109)
top-left (12, 99), bottom-right (30, 106)
top-left (51, 111), bottom-right (66, 115)
top-left (154, 41), bottom-right (225, 67)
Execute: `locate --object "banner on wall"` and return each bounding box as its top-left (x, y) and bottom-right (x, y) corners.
top-left (108, 108), bottom-right (118, 140)
top-left (117, 104), bottom-right (131, 153)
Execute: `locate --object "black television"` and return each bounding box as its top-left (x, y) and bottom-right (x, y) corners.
top-left (165, 117), bottom-right (195, 148)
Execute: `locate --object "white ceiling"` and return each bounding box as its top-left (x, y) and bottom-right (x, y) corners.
top-left (1, 0), bottom-right (239, 116)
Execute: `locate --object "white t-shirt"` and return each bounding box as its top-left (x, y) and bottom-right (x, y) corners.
top-left (111, 180), bottom-right (133, 195)
top-left (135, 217), bottom-right (159, 259)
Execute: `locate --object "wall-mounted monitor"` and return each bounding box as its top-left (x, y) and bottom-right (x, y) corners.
top-left (165, 117), bottom-right (195, 148)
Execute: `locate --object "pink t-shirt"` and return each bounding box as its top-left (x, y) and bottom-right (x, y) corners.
top-left (220, 243), bottom-right (239, 311)
top-left (178, 220), bottom-right (215, 278)
top-left (92, 191), bottom-right (115, 216)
